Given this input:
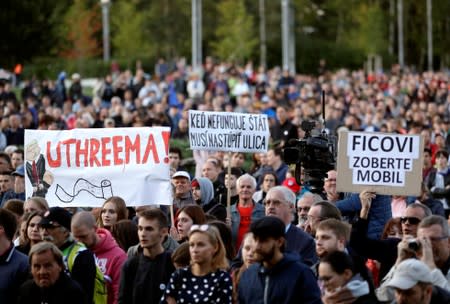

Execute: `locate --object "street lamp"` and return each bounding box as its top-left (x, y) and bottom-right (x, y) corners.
top-left (101, 0), bottom-right (111, 62)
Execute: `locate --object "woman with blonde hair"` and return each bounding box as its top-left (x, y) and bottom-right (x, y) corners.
top-left (162, 224), bottom-right (232, 304)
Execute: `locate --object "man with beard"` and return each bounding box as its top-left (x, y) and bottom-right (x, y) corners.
top-left (237, 216), bottom-right (321, 304)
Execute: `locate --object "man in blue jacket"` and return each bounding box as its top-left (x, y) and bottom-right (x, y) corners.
top-left (238, 216), bottom-right (322, 304)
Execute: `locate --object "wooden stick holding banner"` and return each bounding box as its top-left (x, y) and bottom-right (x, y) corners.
top-left (226, 151), bottom-right (232, 219)
top-left (170, 204), bottom-right (175, 230)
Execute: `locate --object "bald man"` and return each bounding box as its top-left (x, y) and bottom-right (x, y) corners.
top-left (72, 211), bottom-right (127, 304)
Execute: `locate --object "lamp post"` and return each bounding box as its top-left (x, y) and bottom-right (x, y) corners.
top-left (101, 0), bottom-right (111, 62)
top-left (191, 0), bottom-right (202, 71)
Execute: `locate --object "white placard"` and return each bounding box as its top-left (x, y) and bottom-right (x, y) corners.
top-left (188, 110), bottom-right (270, 153)
top-left (346, 132), bottom-right (420, 186)
top-left (24, 127), bottom-right (173, 207)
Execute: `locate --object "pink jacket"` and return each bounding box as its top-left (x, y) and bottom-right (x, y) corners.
top-left (92, 228), bottom-right (127, 304)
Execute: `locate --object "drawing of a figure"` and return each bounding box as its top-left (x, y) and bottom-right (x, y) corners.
top-left (25, 140), bottom-right (54, 198)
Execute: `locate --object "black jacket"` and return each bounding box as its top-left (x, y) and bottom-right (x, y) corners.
top-left (18, 272), bottom-right (88, 304)
top-left (118, 251), bottom-right (175, 304)
top-left (349, 217), bottom-right (401, 279)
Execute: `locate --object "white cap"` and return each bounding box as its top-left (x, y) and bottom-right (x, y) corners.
top-left (172, 171), bottom-right (190, 181)
top-left (386, 259), bottom-right (433, 290)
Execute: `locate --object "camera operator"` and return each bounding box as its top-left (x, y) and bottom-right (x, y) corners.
top-left (350, 190), bottom-right (431, 282)
top-left (377, 215), bottom-right (450, 301)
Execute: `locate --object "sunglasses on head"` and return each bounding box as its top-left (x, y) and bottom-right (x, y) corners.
top-left (190, 224), bottom-right (210, 233)
top-left (400, 216), bottom-right (421, 225)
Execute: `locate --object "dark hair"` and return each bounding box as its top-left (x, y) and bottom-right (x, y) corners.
top-left (0, 152), bottom-right (11, 167)
top-left (169, 147), bottom-right (182, 159)
top-left (261, 171), bottom-right (278, 185)
top-left (251, 216), bottom-right (285, 241)
top-left (313, 201), bottom-right (342, 221)
top-left (171, 242), bottom-right (190, 267)
top-left (177, 205), bottom-right (207, 225)
top-left (381, 218), bottom-right (402, 240)
top-left (228, 167), bottom-right (244, 178)
top-left (12, 149), bottom-right (24, 158)
top-left (139, 209), bottom-right (169, 229)
top-left (208, 220), bottom-right (235, 261)
top-left (24, 211), bottom-right (44, 244)
top-left (320, 250), bottom-right (355, 275)
top-left (0, 208), bottom-right (18, 241)
top-left (110, 219), bottom-right (139, 252)
top-left (423, 148), bottom-right (432, 155)
top-left (435, 149), bottom-right (449, 160)
top-left (3, 199), bottom-right (24, 217)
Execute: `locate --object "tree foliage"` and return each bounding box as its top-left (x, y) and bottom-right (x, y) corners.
top-left (211, 0), bottom-right (258, 63)
top-left (58, 0), bottom-right (102, 59)
top-left (5, 0), bottom-right (449, 75)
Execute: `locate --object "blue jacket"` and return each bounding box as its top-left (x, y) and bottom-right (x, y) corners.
top-left (336, 193), bottom-right (391, 239)
top-left (0, 246), bottom-right (29, 304)
top-left (285, 224), bottom-right (318, 267)
top-left (238, 253), bottom-right (322, 304)
top-left (231, 202), bottom-right (265, 245)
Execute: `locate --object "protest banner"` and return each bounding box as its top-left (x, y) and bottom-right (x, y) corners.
top-left (336, 131), bottom-right (423, 196)
top-left (188, 110), bottom-right (270, 153)
top-left (24, 127), bottom-right (173, 207)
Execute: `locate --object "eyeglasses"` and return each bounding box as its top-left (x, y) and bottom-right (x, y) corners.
top-left (297, 206), bottom-right (310, 212)
top-left (400, 217), bottom-right (421, 225)
top-left (307, 215), bottom-right (323, 222)
top-left (190, 224), bottom-right (210, 233)
top-left (263, 199), bottom-right (285, 207)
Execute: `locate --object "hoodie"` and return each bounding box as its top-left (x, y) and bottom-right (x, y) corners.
top-left (193, 177), bottom-right (227, 221)
top-left (92, 228), bottom-right (127, 304)
top-left (194, 177), bottom-right (214, 206)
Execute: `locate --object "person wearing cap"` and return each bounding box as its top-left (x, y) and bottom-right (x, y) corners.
top-left (385, 259), bottom-right (450, 304)
top-left (172, 171), bottom-right (195, 210)
top-left (264, 186), bottom-right (318, 267)
top-left (39, 207), bottom-right (96, 303)
top-left (12, 164), bottom-right (25, 201)
top-left (237, 216), bottom-right (322, 304)
top-left (0, 208), bottom-right (29, 304)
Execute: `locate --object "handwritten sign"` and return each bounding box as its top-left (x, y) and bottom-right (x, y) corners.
top-left (24, 127), bottom-right (173, 207)
top-left (189, 110), bottom-right (270, 153)
top-left (336, 131), bottom-right (423, 196)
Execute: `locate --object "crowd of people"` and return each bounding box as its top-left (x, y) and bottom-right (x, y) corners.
top-left (0, 57), bottom-right (450, 304)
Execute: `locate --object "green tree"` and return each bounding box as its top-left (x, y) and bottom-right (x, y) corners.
top-left (111, 0), bottom-right (151, 59)
top-left (211, 0), bottom-right (258, 63)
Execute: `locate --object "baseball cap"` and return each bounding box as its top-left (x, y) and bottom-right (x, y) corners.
top-left (172, 171), bottom-right (190, 181)
top-left (12, 165), bottom-right (24, 177)
top-left (386, 259), bottom-right (433, 290)
top-left (282, 177), bottom-right (300, 194)
top-left (39, 207), bottom-right (73, 231)
top-left (250, 216), bottom-right (285, 240)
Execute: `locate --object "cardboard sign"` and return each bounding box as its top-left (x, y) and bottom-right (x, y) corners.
top-left (24, 127), bottom-right (173, 207)
top-left (336, 131), bottom-right (423, 196)
top-left (188, 110), bottom-right (270, 153)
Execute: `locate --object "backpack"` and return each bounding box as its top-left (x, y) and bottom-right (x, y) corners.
top-left (66, 242), bottom-right (108, 304)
